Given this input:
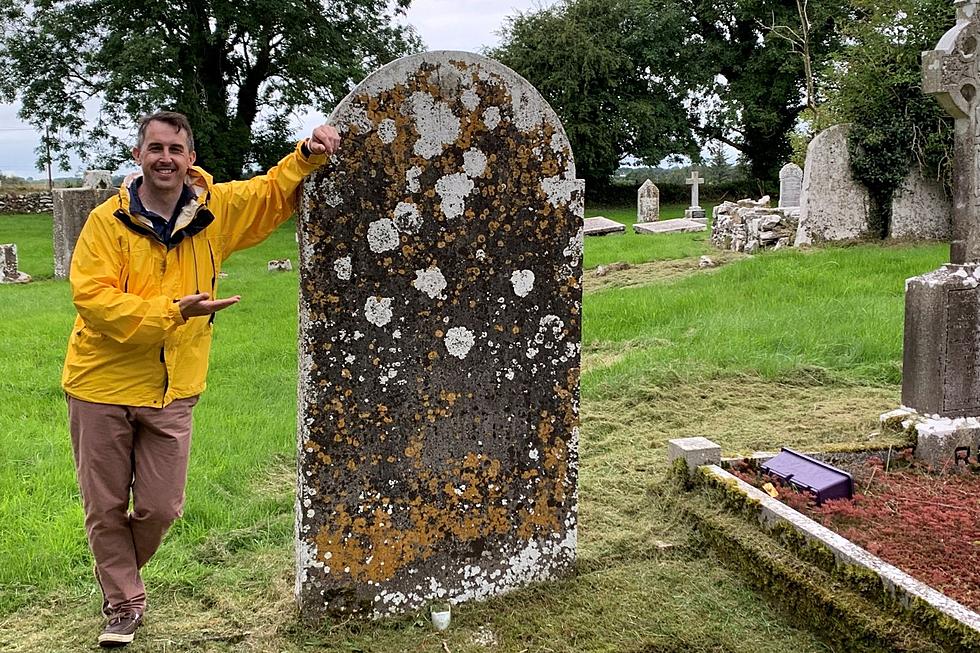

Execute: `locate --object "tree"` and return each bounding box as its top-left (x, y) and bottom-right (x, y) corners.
top-left (0, 0), bottom-right (419, 181)
top-left (489, 0), bottom-right (699, 193)
top-left (682, 0), bottom-right (847, 185)
top-left (824, 0), bottom-right (954, 238)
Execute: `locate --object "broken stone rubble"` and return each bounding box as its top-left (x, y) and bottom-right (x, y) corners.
top-left (711, 197), bottom-right (798, 254)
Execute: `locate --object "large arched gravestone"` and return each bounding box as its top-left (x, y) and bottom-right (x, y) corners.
top-left (296, 52), bottom-right (584, 618)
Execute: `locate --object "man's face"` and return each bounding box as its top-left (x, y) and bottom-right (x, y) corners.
top-left (131, 120), bottom-right (196, 196)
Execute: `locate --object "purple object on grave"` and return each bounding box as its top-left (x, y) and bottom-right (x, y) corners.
top-left (760, 448), bottom-right (853, 504)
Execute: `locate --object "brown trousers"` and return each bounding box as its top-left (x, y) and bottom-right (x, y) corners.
top-left (68, 395), bottom-right (198, 615)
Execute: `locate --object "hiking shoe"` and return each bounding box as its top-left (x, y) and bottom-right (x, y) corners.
top-left (98, 610), bottom-right (142, 648)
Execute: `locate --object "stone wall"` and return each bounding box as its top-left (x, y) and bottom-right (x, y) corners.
top-left (0, 192), bottom-right (53, 215)
top-left (711, 199), bottom-right (799, 254)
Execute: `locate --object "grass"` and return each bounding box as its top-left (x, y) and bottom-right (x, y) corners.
top-left (0, 209), bottom-right (949, 651)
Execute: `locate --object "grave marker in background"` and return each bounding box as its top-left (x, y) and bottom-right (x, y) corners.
top-left (0, 244), bottom-right (30, 284)
top-left (637, 179), bottom-right (660, 223)
top-left (778, 163), bottom-right (803, 208)
top-left (297, 51), bottom-right (583, 618)
top-left (684, 169), bottom-right (706, 221)
top-left (53, 186), bottom-right (116, 279)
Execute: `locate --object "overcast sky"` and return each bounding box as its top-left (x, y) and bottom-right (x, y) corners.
top-left (0, 0), bottom-right (557, 178)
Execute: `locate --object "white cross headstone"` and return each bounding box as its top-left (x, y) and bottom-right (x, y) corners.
top-left (685, 169), bottom-right (706, 221)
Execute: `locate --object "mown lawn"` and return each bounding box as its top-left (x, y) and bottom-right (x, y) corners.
top-left (0, 210), bottom-right (947, 652)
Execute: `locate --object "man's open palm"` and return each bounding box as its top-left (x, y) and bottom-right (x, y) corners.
top-left (178, 292), bottom-right (241, 319)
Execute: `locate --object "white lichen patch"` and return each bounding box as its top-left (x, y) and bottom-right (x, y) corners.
top-left (461, 87), bottom-right (480, 111)
top-left (511, 86), bottom-right (546, 132)
top-left (435, 173), bottom-right (475, 219)
top-left (367, 218), bottom-right (400, 253)
top-left (563, 229), bottom-right (584, 264)
top-left (394, 202), bottom-right (422, 233)
top-left (406, 166), bottom-right (422, 193)
top-left (364, 296), bottom-right (393, 327)
top-left (463, 149), bottom-right (488, 178)
top-left (412, 266), bottom-right (447, 299)
top-left (541, 175), bottom-right (579, 208)
top-left (510, 269), bottom-right (535, 297)
top-left (408, 91), bottom-right (461, 159)
top-left (482, 106), bottom-right (501, 131)
top-left (334, 256), bottom-right (352, 281)
top-left (377, 118), bottom-right (397, 144)
top-left (444, 326), bottom-right (476, 359)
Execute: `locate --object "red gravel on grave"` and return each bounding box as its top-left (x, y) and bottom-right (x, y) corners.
top-left (729, 452), bottom-right (980, 612)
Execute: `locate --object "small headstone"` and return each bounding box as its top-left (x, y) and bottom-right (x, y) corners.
top-left (584, 216), bottom-right (626, 236)
top-left (0, 243), bottom-right (31, 284)
top-left (778, 163), bottom-right (803, 208)
top-left (267, 258), bottom-right (293, 272)
top-left (82, 170), bottom-right (113, 189)
top-left (53, 188), bottom-right (117, 279)
top-left (634, 218), bottom-right (706, 235)
top-left (684, 169), bottom-right (706, 220)
top-left (636, 179), bottom-right (660, 223)
top-left (794, 124), bottom-right (870, 245)
top-left (297, 51), bottom-right (582, 618)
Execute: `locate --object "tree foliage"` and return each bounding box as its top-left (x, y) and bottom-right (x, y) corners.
top-left (0, 0), bottom-right (419, 180)
top-left (488, 0), bottom-right (699, 192)
top-left (825, 0), bottom-right (954, 238)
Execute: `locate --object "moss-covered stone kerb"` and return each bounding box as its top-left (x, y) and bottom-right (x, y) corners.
top-left (694, 464), bottom-right (980, 649)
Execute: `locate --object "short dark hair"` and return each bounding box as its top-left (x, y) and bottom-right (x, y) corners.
top-left (136, 111), bottom-right (195, 151)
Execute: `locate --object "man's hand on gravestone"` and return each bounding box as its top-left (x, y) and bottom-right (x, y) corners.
top-left (178, 292), bottom-right (241, 319)
top-left (307, 124), bottom-right (341, 156)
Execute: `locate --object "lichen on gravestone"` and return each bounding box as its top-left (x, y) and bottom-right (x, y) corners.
top-left (296, 51), bottom-right (583, 618)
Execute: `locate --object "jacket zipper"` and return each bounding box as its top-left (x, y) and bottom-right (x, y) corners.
top-left (160, 346), bottom-right (169, 405)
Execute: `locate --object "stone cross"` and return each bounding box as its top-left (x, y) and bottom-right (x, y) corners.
top-left (637, 179), bottom-right (660, 223)
top-left (686, 168), bottom-right (705, 210)
top-left (923, 0), bottom-right (980, 262)
top-left (778, 163), bottom-right (803, 208)
top-left (297, 51), bottom-right (582, 619)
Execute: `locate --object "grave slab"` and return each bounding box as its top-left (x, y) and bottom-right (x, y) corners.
top-left (297, 51), bottom-right (583, 618)
top-left (634, 218), bottom-right (706, 235)
top-left (584, 216), bottom-right (625, 236)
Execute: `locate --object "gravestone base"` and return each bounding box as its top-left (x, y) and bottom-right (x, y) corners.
top-left (880, 407), bottom-right (980, 467)
top-left (902, 264), bottom-right (980, 418)
top-left (685, 207), bottom-right (706, 221)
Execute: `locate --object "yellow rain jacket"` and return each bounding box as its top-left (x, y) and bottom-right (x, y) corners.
top-left (62, 141), bottom-right (326, 407)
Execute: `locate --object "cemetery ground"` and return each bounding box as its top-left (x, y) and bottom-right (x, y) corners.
top-left (0, 207), bottom-right (953, 652)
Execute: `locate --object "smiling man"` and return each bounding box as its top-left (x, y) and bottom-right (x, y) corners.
top-left (61, 111), bottom-right (340, 648)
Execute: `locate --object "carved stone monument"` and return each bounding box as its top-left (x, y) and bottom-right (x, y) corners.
top-left (297, 51), bottom-right (583, 618)
top-left (82, 169), bottom-right (113, 189)
top-left (893, 0), bottom-right (980, 465)
top-left (637, 179), bottom-right (660, 223)
top-left (684, 169), bottom-right (706, 221)
top-left (778, 163), bottom-right (803, 208)
top-left (0, 243), bottom-right (30, 284)
top-left (52, 187), bottom-right (116, 279)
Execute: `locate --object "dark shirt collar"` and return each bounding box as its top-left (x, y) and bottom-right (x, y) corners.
top-left (128, 177), bottom-right (196, 244)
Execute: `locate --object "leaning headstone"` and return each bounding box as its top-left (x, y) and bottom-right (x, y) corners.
top-left (778, 163), bottom-right (803, 208)
top-left (52, 187), bottom-right (116, 279)
top-left (684, 169), bottom-right (706, 221)
top-left (794, 124), bottom-right (871, 245)
top-left (82, 170), bottom-right (113, 189)
top-left (297, 51), bottom-right (583, 618)
top-left (637, 179), bottom-right (660, 223)
top-left (0, 244), bottom-right (31, 284)
top-left (584, 216), bottom-right (625, 236)
top-left (895, 0), bottom-right (980, 466)
top-left (890, 167), bottom-right (952, 240)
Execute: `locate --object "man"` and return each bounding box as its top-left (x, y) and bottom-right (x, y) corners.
top-left (61, 111), bottom-right (340, 648)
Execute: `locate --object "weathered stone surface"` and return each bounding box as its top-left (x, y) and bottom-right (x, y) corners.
top-left (778, 163), bottom-right (803, 208)
top-left (0, 192), bottom-right (52, 215)
top-left (0, 243), bottom-right (31, 284)
top-left (890, 160), bottom-right (952, 241)
top-left (82, 170), bottom-right (113, 189)
top-left (712, 200), bottom-right (798, 253)
top-left (584, 216), bottom-right (625, 236)
top-left (636, 179), bottom-right (659, 223)
top-left (52, 188), bottom-right (116, 279)
top-left (297, 51), bottom-right (582, 618)
top-left (795, 124), bottom-right (870, 246)
top-left (902, 264), bottom-right (980, 418)
top-left (667, 437), bottom-right (721, 472)
top-left (634, 218), bottom-right (705, 235)
top-left (268, 258), bottom-right (293, 272)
